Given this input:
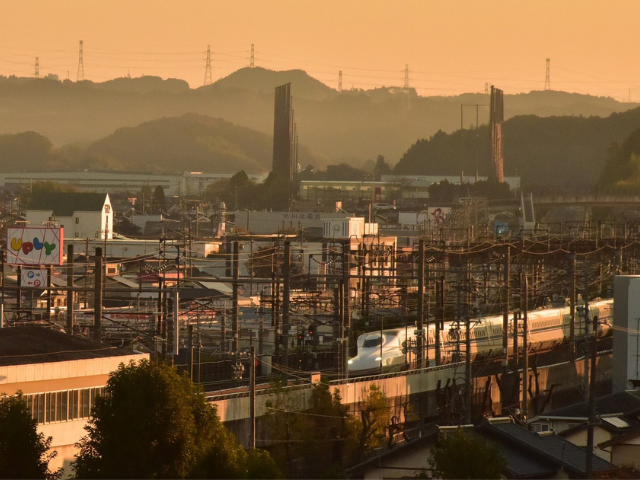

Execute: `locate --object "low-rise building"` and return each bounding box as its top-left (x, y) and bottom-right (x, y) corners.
top-left (0, 326), bottom-right (148, 477)
top-left (26, 192), bottom-right (113, 241)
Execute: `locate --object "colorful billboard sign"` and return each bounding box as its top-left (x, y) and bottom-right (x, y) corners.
top-left (6, 227), bottom-right (64, 266)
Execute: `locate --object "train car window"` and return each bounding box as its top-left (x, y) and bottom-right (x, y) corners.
top-left (363, 337), bottom-right (382, 348)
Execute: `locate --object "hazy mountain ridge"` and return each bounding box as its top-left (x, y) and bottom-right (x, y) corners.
top-left (0, 69), bottom-right (636, 168)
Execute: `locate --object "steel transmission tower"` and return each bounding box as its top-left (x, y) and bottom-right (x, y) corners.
top-left (77, 40), bottom-right (84, 82)
top-left (403, 64), bottom-right (411, 109)
top-left (34, 57), bottom-right (39, 78)
top-left (250, 44), bottom-right (255, 68)
top-left (338, 70), bottom-right (342, 91)
top-left (204, 45), bottom-right (212, 86)
top-left (544, 58), bottom-right (550, 90)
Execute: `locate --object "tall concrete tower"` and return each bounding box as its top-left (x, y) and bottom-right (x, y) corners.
top-left (272, 83), bottom-right (295, 181)
top-left (490, 86), bottom-right (504, 183)
top-left (77, 40), bottom-right (84, 82)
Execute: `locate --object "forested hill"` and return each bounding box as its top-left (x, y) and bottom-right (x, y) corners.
top-left (0, 70), bottom-right (636, 168)
top-left (83, 114), bottom-right (324, 173)
top-left (0, 115), bottom-right (325, 174)
top-left (393, 107), bottom-right (640, 187)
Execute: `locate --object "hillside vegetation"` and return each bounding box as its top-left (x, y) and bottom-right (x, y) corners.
top-left (393, 107), bottom-right (640, 187)
top-left (84, 114), bottom-right (276, 173)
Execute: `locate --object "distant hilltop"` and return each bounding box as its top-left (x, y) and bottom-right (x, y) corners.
top-left (0, 67), bottom-right (637, 174)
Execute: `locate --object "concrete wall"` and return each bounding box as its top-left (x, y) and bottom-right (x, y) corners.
top-left (213, 352), bottom-right (613, 448)
top-left (613, 276), bottom-right (640, 392)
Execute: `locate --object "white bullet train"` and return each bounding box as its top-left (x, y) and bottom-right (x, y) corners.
top-left (347, 298), bottom-right (613, 374)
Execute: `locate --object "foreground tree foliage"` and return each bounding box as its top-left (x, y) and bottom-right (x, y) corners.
top-left (265, 379), bottom-right (392, 478)
top-left (355, 384), bottom-right (391, 462)
top-left (428, 428), bottom-right (506, 479)
top-left (73, 360), bottom-right (281, 479)
top-left (0, 393), bottom-right (60, 479)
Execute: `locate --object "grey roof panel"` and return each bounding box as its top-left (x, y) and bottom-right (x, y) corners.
top-left (543, 391), bottom-right (640, 417)
top-left (0, 326), bottom-right (137, 366)
top-left (28, 192), bottom-right (107, 216)
top-left (484, 422), bottom-right (616, 475)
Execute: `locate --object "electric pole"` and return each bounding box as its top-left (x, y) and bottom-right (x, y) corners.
top-left (282, 241), bottom-right (291, 371)
top-left (417, 239), bottom-right (425, 368)
top-left (586, 312), bottom-right (598, 479)
top-left (66, 245), bottom-right (74, 334)
top-left (249, 346), bottom-right (256, 449)
top-left (94, 247), bottom-right (102, 342)
top-left (522, 274), bottom-right (529, 422)
top-left (232, 240), bottom-right (239, 353)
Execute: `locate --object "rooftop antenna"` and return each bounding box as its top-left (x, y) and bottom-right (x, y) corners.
top-left (338, 70), bottom-right (342, 92)
top-left (204, 45), bottom-right (212, 86)
top-left (77, 40), bottom-right (84, 82)
top-left (544, 58), bottom-right (550, 91)
top-left (34, 57), bottom-right (39, 79)
top-left (250, 44), bottom-right (255, 68)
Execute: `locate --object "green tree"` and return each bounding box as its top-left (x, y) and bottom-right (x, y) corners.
top-left (325, 163), bottom-right (368, 181)
top-left (428, 428), bottom-right (506, 479)
top-left (73, 360), bottom-right (272, 479)
top-left (264, 379), bottom-right (308, 477)
top-left (0, 392), bottom-right (60, 479)
top-left (138, 184), bottom-right (153, 214)
top-left (299, 380), bottom-right (360, 478)
top-left (373, 155), bottom-right (391, 180)
top-left (22, 180), bottom-right (78, 207)
top-left (264, 378), bottom-right (360, 478)
top-left (354, 384), bottom-right (391, 462)
top-left (151, 185), bottom-right (167, 214)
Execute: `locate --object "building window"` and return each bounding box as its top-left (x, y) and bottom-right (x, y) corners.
top-left (24, 387), bottom-right (104, 424)
top-left (104, 205), bottom-right (111, 213)
top-left (75, 217), bottom-right (80, 224)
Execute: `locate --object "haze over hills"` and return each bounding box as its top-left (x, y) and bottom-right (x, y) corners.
top-left (83, 114), bottom-right (324, 173)
top-left (0, 114), bottom-right (325, 174)
top-left (0, 68), bottom-right (637, 169)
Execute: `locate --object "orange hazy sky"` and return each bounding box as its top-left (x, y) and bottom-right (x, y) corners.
top-left (2, 0), bottom-right (639, 99)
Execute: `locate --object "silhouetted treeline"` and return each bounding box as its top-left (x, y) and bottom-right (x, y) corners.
top-left (393, 107), bottom-right (640, 187)
top-left (599, 127), bottom-right (640, 189)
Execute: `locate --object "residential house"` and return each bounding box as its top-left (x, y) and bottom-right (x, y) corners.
top-left (347, 418), bottom-right (618, 479)
top-left (26, 192), bottom-right (113, 241)
top-left (530, 389), bottom-right (640, 469)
